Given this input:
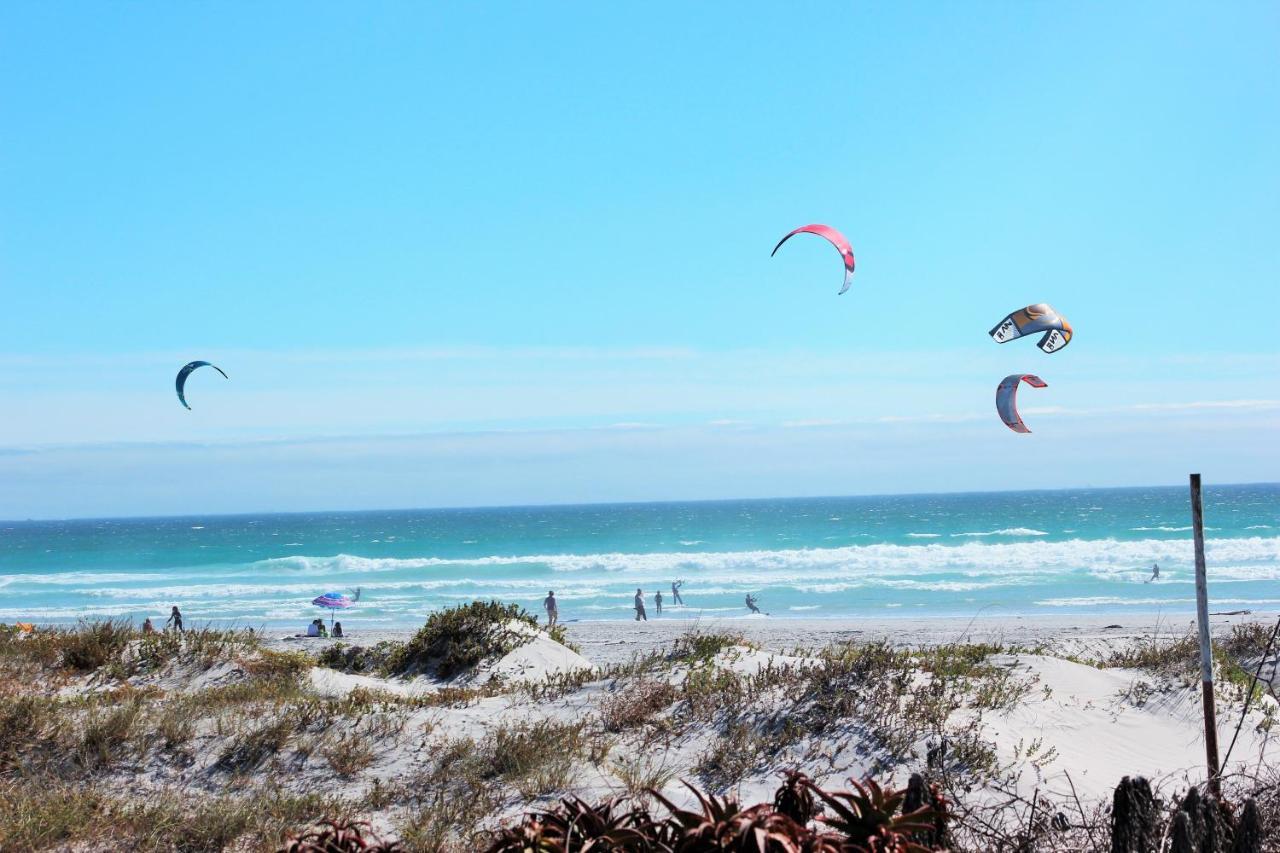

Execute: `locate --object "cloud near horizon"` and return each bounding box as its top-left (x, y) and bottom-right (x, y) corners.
top-left (1, 402), bottom-right (1275, 519)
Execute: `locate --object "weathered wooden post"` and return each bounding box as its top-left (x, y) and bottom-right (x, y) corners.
top-left (1189, 473), bottom-right (1221, 797)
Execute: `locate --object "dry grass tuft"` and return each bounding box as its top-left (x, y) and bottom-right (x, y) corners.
top-left (323, 731), bottom-right (378, 777)
top-left (599, 678), bottom-right (678, 733)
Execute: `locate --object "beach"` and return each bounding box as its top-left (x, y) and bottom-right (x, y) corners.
top-left (5, 600), bottom-right (1279, 849)
top-left (267, 611), bottom-right (1280, 667)
top-left (5, 487), bottom-right (1279, 848)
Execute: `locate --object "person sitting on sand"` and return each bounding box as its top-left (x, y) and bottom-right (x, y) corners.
top-left (332, 622), bottom-right (343, 638)
top-left (166, 606), bottom-right (183, 633)
top-left (634, 588), bottom-right (647, 621)
top-left (671, 580), bottom-right (684, 605)
top-left (745, 594), bottom-right (761, 614)
top-left (654, 589), bottom-right (663, 615)
top-left (544, 591), bottom-right (558, 627)
top-left (142, 618), bottom-right (155, 635)
top-left (307, 620), bottom-right (320, 637)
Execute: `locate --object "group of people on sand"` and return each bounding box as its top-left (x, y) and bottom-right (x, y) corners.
top-left (628, 581), bottom-right (685, 621)
top-left (541, 580), bottom-right (766, 624)
top-left (541, 582), bottom-right (687, 625)
top-left (303, 619), bottom-right (343, 638)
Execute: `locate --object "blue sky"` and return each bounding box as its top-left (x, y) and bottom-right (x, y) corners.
top-left (1, 2), bottom-right (1277, 518)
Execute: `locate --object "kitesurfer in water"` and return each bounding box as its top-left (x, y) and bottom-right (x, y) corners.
top-left (1146, 563), bottom-right (1160, 583)
top-left (745, 594), bottom-right (762, 614)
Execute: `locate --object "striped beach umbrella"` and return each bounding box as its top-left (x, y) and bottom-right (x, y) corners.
top-left (312, 589), bottom-right (359, 628)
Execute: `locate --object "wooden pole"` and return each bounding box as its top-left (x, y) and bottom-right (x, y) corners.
top-left (1190, 473), bottom-right (1221, 796)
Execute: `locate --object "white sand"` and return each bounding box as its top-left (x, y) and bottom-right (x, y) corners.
top-left (123, 610), bottom-right (1275, 835)
top-left (267, 611), bottom-right (1278, 667)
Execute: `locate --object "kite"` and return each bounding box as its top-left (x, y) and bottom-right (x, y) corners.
top-left (771, 224), bottom-right (856, 295)
top-left (989, 304), bottom-right (1072, 353)
top-left (175, 361), bottom-right (228, 410)
top-left (996, 374), bottom-right (1047, 434)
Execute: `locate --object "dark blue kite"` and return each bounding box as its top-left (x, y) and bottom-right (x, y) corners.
top-left (175, 361), bottom-right (228, 410)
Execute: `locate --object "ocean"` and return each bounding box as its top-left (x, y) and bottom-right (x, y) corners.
top-left (1, 484), bottom-right (1277, 629)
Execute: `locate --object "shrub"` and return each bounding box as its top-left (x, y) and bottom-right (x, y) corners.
top-left (668, 629), bottom-right (748, 664)
top-left (60, 620), bottom-right (133, 672)
top-left (1222, 620), bottom-right (1278, 660)
top-left (385, 601), bottom-right (538, 679)
top-left (317, 641), bottom-right (399, 674)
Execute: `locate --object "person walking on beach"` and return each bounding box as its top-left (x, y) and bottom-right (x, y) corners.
top-left (654, 589), bottom-right (663, 615)
top-left (745, 594), bottom-right (762, 615)
top-left (634, 588), bottom-right (648, 621)
top-left (671, 580), bottom-right (684, 605)
top-left (544, 590), bottom-right (559, 627)
top-left (166, 605), bottom-right (184, 633)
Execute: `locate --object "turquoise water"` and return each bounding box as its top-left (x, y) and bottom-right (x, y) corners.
top-left (1, 484), bottom-right (1277, 629)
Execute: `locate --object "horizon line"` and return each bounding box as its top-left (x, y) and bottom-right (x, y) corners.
top-left (4, 479), bottom-right (1275, 526)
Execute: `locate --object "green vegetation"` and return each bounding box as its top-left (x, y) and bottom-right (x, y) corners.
top-left (316, 640), bottom-right (400, 673)
top-left (384, 599), bottom-right (539, 678)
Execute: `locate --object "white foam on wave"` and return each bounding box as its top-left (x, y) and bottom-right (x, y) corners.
top-left (907, 532), bottom-right (941, 538)
top-left (788, 605), bottom-right (821, 611)
top-left (950, 528), bottom-right (1049, 537)
top-left (2, 571), bottom-right (176, 587)
top-left (1087, 562), bottom-right (1280, 584)
top-left (1036, 596), bottom-right (1280, 608)
top-left (17, 535), bottom-right (1278, 624)
top-left (182, 535), bottom-right (1280, 588)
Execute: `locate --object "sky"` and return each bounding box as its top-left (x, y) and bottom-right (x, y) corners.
top-left (1, 1), bottom-right (1277, 518)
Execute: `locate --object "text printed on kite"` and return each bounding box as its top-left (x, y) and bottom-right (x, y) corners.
top-left (996, 374), bottom-right (1048, 434)
top-left (989, 303), bottom-right (1073, 353)
top-left (770, 224), bottom-right (856, 295)
top-left (175, 361), bottom-right (228, 410)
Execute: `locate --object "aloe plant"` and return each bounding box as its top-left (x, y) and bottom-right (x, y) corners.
top-left (279, 819), bottom-right (402, 852)
top-left (807, 777), bottom-right (942, 853)
top-left (484, 795), bottom-right (661, 852)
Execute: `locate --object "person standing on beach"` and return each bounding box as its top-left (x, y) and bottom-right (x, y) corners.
top-left (671, 580), bottom-right (684, 605)
top-left (544, 590), bottom-right (559, 627)
top-left (634, 588), bottom-right (647, 621)
top-left (166, 605), bottom-right (183, 633)
top-left (654, 589), bottom-right (663, 615)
